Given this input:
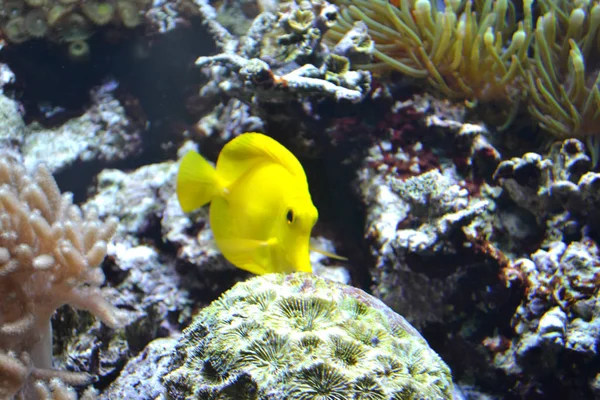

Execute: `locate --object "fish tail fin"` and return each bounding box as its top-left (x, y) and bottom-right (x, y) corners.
top-left (177, 150), bottom-right (224, 213)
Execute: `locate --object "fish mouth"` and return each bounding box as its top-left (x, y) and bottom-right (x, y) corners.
top-left (289, 241), bottom-right (312, 273)
top-left (294, 258), bottom-right (312, 273)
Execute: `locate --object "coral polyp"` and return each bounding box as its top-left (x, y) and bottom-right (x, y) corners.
top-left (68, 39), bottom-right (89, 61)
top-left (163, 273), bottom-right (453, 399)
top-left (116, 0), bottom-right (141, 28)
top-left (3, 16), bottom-right (28, 43)
top-left (24, 8), bottom-right (47, 37)
top-left (82, 1), bottom-right (116, 26)
top-left (24, 0), bottom-right (44, 7)
top-left (0, 0), bottom-right (150, 60)
top-left (55, 12), bottom-right (91, 42)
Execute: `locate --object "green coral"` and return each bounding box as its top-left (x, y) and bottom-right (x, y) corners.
top-left (0, 0), bottom-right (150, 59)
top-left (163, 273), bottom-right (453, 400)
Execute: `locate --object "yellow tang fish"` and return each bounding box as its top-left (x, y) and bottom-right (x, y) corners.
top-left (176, 132), bottom-right (319, 275)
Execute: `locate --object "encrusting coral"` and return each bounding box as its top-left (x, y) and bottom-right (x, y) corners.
top-left (0, 155), bottom-right (122, 398)
top-left (163, 272), bottom-right (454, 399)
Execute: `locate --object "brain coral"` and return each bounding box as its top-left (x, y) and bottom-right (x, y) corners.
top-left (163, 272), bottom-right (454, 399)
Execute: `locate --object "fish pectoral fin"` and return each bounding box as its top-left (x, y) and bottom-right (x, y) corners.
top-left (309, 245), bottom-right (348, 261)
top-left (219, 238), bottom-right (273, 252)
top-left (218, 238), bottom-right (276, 275)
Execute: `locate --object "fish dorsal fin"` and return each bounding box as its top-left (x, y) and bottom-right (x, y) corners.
top-left (216, 133), bottom-right (307, 187)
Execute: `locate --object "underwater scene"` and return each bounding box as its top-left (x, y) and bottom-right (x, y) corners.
top-left (1, 0), bottom-right (600, 398)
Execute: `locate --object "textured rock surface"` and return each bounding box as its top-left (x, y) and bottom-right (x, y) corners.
top-left (493, 239), bottom-right (600, 396)
top-left (360, 166), bottom-right (493, 328)
top-left (163, 272), bottom-right (454, 399)
top-left (98, 337), bottom-right (176, 399)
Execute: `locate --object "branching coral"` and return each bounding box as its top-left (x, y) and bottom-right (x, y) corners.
top-left (0, 155), bottom-right (122, 398)
top-left (328, 0), bottom-right (532, 105)
top-left (526, 0), bottom-right (600, 150)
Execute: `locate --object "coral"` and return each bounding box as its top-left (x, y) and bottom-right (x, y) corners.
top-left (0, 84), bottom-right (25, 152)
top-left (259, 0), bottom-right (340, 64)
top-left (212, 0), bottom-right (259, 36)
top-left (195, 53), bottom-right (371, 103)
top-left (81, 1), bottom-right (115, 26)
top-left (0, 0), bottom-right (151, 56)
top-left (67, 39), bottom-right (89, 61)
top-left (194, 0), bottom-right (372, 108)
top-left (328, 0), bottom-right (531, 105)
top-left (0, 155), bottom-right (122, 397)
top-left (330, 19), bottom-right (374, 66)
top-left (525, 0), bottom-right (600, 148)
top-left (163, 273), bottom-right (454, 399)
top-left (4, 16), bottom-right (28, 43)
top-left (24, 8), bottom-right (47, 37)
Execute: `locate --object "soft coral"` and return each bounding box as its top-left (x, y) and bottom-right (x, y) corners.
top-left (0, 155), bottom-right (123, 398)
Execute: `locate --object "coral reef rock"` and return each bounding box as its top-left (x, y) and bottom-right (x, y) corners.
top-left (22, 81), bottom-right (143, 173)
top-left (494, 138), bottom-right (599, 244)
top-left (496, 238), bottom-right (600, 396)
top-left (360, 165), bottom-right (492, 328)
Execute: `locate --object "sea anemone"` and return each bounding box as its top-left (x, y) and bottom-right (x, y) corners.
top-left (328, 0), bottom-right (533, 105)
top-left (82, 1), bottom-right (116, 26)
top-left (24, 9), bottom-right (48, 38)
top-left (3, 16), bottom-right (28, 43)
top-left (525, 0), bottom-right (600, 161)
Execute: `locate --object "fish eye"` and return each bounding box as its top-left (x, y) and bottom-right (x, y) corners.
top-left (286, 209), bottom-right (294, 224)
